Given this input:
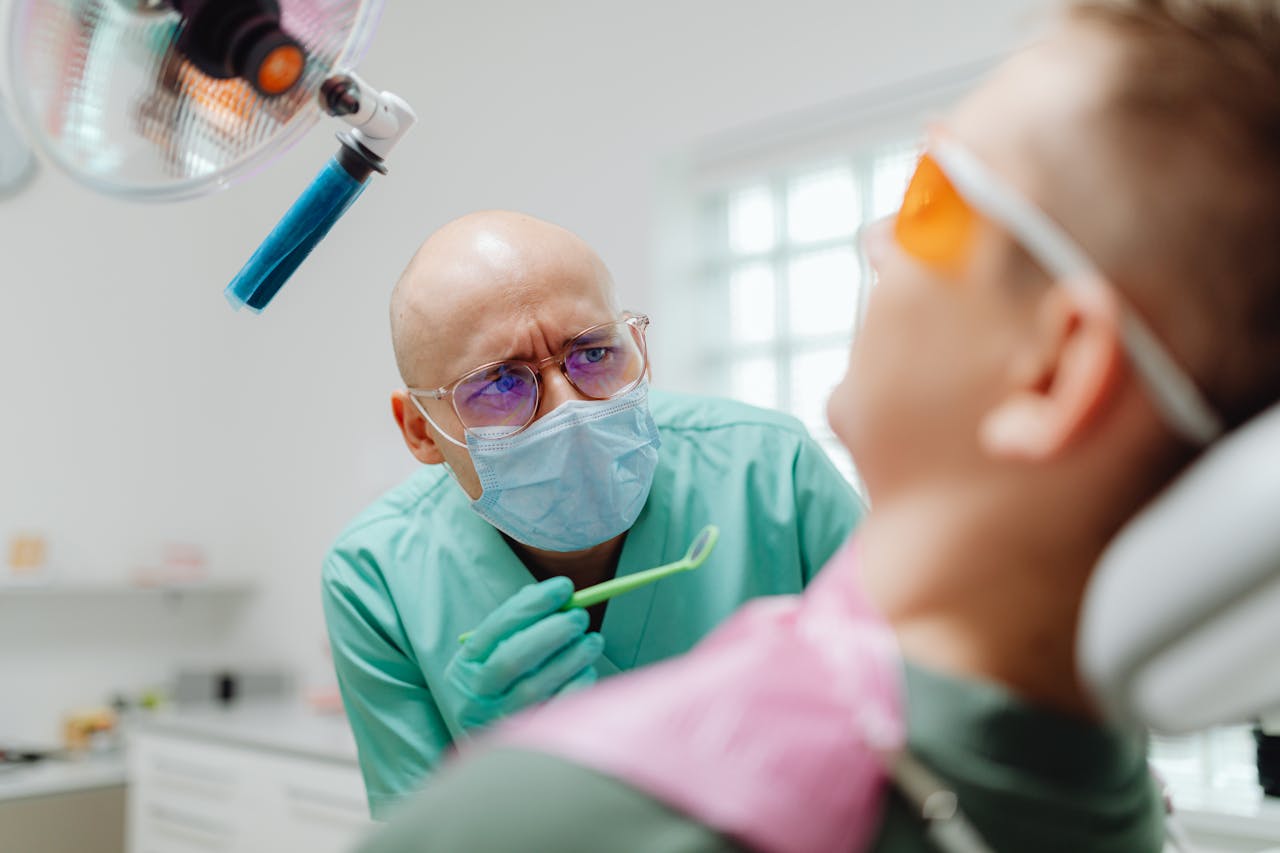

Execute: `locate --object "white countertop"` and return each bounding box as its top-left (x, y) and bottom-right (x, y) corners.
top-left (0, 754), bottom-right (126, 803)
top-left (1173, 785), bottom-right (1280, 846)
top-left (0, 704), bottom-right (357, 803)
top-left (134, 702), bottom-right (360, 766)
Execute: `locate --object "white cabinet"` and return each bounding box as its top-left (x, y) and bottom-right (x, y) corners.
top-left (127, 731), bottom-right (372, 853)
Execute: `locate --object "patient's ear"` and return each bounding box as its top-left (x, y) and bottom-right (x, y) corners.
top-left (979, 279), bottom-right (1123, 461)
top-left (391, 390), bottom-right (446, 465)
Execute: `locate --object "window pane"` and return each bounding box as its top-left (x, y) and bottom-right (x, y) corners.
top-left (816, 434), bottom-right (859, 488)
top-left (1206, 726), bottom-right (1258, 791)
top-left (787, 167), bottom-right (859, 244)
top-left (788, 247), bottom-right (860, 337)
top-left (871, 145), bottom-right (920, 221)
top-left (729, 187), bottom-right (775, 254)
top-left (729, 263), bottom-right (775, 344)
top-left (730, 357), bottom-right (778, 410)
top-left (789, 346), bottom-right (849, 435)
top-left (1149, 733), bottom-right (1206, 792)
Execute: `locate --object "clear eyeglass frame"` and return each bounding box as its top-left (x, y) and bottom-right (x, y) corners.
top-left (406, 313), bottom-right (651, 442)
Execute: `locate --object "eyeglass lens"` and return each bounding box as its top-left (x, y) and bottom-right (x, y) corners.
top-left (452, 321), bottom-right (646, 435)
top-left (894, 153), bottom-right (978, 276)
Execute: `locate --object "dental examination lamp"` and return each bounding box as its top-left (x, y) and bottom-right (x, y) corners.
top-left (1081, 401), bottom-right (1280, 735)
top-left (7, 0), bottom-right (415, 311)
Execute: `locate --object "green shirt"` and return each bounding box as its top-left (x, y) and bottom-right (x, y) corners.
top-left (323, 390), bottom-right (861, 818)
top-left (356, 663), bottom-right (1165, 852)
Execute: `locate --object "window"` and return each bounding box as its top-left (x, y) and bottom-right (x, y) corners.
top-left (695, 140), bottom-right (920, 487)
top-left (1151, 727), bottom-right (1267, 810)
top-left (652, 67), bottom-right (990, 489)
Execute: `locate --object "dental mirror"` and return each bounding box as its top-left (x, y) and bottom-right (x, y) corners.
top-left (568, 524), bottom-right (721, 610)
top-left (458, 525), bottom-right (721, 644)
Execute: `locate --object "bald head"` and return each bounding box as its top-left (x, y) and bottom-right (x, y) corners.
top-left (391, 211), bottom-right (619, 386)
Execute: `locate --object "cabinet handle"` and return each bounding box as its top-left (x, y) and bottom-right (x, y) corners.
top-left (148, 802), bottom-right (234, 838)
top-left (145, 828), bottom-right (231, 853)
top-left (284, 784), bottom-right (368, 815)
top-left (152, 756), bottom-right (237, 787)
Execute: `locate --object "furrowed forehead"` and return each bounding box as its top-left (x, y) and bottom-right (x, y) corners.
top-left (394, 260), bottom-right (616, 386)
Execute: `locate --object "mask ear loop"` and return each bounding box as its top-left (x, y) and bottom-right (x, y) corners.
top-left (408, 393), bottom-right (468, 449)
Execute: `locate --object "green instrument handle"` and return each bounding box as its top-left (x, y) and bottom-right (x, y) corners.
top-left (455, 564), bottom-right (689, 645)
top-left (566, 559), bottom-right (697, 610)
top-left (457, 524), bottom-right (720, 645)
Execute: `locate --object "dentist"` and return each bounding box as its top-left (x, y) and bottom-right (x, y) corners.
top-left (322, 210), bottom-right (859, 817)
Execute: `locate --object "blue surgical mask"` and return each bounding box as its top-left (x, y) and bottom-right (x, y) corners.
top-left (439, 383), bottom-right (661, 552)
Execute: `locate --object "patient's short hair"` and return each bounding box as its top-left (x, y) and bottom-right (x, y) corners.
top-left (1066, 0), bottom-right (1280, 429)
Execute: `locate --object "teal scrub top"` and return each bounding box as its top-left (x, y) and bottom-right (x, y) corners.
top-left (322, 390), bottom-right (861, 818)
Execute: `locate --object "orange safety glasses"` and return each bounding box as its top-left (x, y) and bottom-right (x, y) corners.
top-left (887, 137), bottom-right (1223, 447)
top-left (894, 152), bottom-right (979, 276)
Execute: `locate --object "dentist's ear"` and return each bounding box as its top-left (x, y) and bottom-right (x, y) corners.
top-left (979, 279), bottom-right (1123, 460)
top-left (392, 390), bottom-right (447, 465)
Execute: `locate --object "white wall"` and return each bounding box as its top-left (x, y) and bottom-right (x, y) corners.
top-left (0, 0), bottom-right (1051, 744)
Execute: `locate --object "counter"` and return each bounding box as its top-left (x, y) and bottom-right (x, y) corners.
top-left (1173, 785), bottom-right (1280, 852)
top-left (135, 701), bottom-right (360, 766)
top-left (0, 754), bottom-right (126, 803)
top-left (0, 702), bottom-right (355, 804)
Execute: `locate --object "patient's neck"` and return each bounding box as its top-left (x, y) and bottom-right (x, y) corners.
top-left (858, 484), bottom-right (1107, 719)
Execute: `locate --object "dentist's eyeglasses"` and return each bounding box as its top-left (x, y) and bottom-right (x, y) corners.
top-left (407, 314), bottom-right (650, 444)
top-left (893, 138), bottom-right (1223, 446)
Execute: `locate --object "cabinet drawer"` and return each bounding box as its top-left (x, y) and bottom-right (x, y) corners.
top-left (131, 734), bottom-right (245, 796)
top-left (268, 756), bottom-right (373, 852)
top-left (127, 729), bottom-right (371, 853)
top-left (128, 734), bottom-right (253, 853)
top-left (282, 780), bottom-right (368, 825)
top-left (133, 801), bottom-right (238, 853)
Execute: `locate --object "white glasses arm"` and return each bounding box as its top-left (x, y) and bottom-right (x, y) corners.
top-left (932, 139), bottom-right (1223, 446)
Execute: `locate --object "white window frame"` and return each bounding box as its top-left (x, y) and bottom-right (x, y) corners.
top-left (651, 63), bottom-right (994, 487)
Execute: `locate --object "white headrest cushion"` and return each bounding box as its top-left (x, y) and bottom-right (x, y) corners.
top-left (1080, 402), bottom-right (1280, 733)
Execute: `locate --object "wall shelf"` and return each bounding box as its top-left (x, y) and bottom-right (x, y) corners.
top-left (0, 582), bottom-right (254, 601)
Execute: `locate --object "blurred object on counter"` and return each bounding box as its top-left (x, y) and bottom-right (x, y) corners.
top-left (5, 532), bottom-right (49, 585)
top-left (0, 745), bottom-right (54, 769)
top-left (174, 666), bottom-right (294, 707)
top-left (106, 688), bottom-right (169, 736)
top-left (138, 689), bottom-right (166, 712)
top-left (306, 685), bottom-right (345, 716)
top-left (61, 707), bottom-right (117, 754)
top-left (53, 688), bottom-right (168, 758)
top-left (307, 638), bottom-right (345, 715)
top-left (131, 541), bottom-right (208, 586)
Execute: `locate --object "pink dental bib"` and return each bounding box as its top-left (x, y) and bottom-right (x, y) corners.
top-left (484, 539), bottom-right (905, 853)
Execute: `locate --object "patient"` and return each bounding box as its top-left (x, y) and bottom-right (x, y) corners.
top-left (357, 0), bottom-right (1280, 850)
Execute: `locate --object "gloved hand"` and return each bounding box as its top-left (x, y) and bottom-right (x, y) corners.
top-left (444, 577), bottom-right (604, 734)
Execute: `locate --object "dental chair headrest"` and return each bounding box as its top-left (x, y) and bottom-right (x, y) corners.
top-left (1080, 402), bottom-right (1280, 734)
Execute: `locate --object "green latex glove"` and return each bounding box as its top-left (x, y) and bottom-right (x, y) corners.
top-left (443, 577), bottom-right (603, 733)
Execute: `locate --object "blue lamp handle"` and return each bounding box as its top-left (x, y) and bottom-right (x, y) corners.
top-left (224, 72), bottom-right (416, 313)
top-left (224, 148), bottom-right (372, 313)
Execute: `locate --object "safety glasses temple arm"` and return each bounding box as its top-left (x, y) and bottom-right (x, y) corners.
top-left (933, 140), bottom-right (1223, 446)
